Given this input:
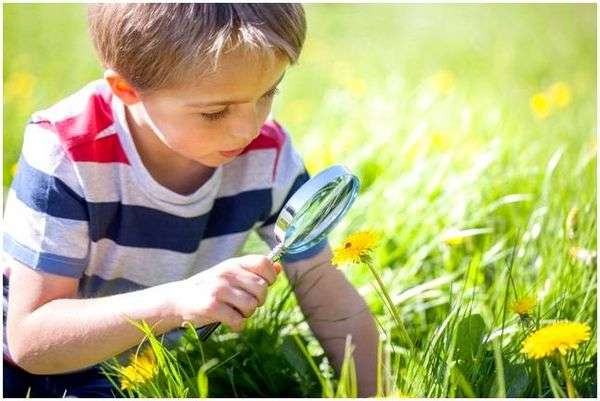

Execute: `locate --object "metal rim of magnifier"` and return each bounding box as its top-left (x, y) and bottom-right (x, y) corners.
top-left (273, 164), bottom-right (360, 254)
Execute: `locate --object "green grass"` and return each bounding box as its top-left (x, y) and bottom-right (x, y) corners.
top-left (4, 3), bottom-right (596, 398)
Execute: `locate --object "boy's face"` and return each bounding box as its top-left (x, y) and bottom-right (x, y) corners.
top-left (111, 49), bottom-right (289, 168)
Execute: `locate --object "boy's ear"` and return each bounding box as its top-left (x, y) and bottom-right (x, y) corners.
top-left (104, 69), bottom-right (141, 105)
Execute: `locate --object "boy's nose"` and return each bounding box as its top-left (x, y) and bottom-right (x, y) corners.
top-left (230, 111), bottom-right (260, 145)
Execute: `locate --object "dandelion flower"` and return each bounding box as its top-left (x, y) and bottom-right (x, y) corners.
top-left (431, 70), bottom-right (455, 96)
top-left (521, 321), bottom-right (591, 360)
top-left (119, 347), bottom-right (158, 390)
top-left (442, 231), bottom-right (466, 246)
top-left (512, 296), bottom-right (536, 317)
top-left (430, 130), bottom-right (450, 152)
top-left (5, 71), bottom-right (35, 101)
top-left (548, 82), bottom-right (572, 108)
top-left (331, 231), bottom-right (379, 266)
top-left (347, 77), bottom-right (367, 98)
top-left (530, 92), bottom-right (551, 119)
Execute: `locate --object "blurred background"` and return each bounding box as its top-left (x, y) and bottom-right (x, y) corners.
top-left (4, 4), bottom-right (596, 186)
top-left (3, 3), bottom-right (597, 397)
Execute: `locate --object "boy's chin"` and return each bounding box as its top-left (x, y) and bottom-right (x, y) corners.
top-left (196, 154), bottom-right (236, 168)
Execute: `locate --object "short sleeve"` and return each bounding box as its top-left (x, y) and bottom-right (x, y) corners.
top-left (2, 121), bottom-right (90, 278)
top-left (255, 122), bottom-right (328, 264)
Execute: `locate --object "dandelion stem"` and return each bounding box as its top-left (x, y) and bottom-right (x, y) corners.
top-left (535, 360), bottom-right (542, 396)
top-left (363, 261), bottom-right (414, 349)
top-left (558, 354), bottom-right (577, 398)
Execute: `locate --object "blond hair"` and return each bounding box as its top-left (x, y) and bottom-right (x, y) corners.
top-left (87, 3), bottom-right (306, 92)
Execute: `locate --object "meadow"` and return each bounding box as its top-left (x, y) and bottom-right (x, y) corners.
top-left (3, 3), bottom-right (597, 397)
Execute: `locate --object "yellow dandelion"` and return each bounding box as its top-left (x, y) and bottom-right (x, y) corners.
top-left (521, 321), bottom-right (591, 360)
top-left (119, 347), bottom-right (158, 390)
top-left (347, 77), bottom-right (367, 98)
top-left (548, 82), bottom-right (572, 108)
top-left (530, 92), bottom-right (551, 119)
top-left (442, 233), bottom-right (465, 247)
top-left (331, 231), bottom-right (379, 266)
top-left (430, 70), bottom-right (455, 96)
top-left (430, 130), bottom-right (450, 152)
top-left (5, 71), bottom-right (35, 102)
top-left (512, 296), bottom-right (536, 317)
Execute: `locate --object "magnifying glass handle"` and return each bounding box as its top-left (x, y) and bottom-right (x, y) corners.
top-left (195, 244), bottom-right (285, 341)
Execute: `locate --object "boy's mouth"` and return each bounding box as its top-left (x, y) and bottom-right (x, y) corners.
top-left (219, 147), bottom-right (245, 157)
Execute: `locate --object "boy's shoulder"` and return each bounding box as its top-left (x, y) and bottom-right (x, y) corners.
top-left (27, 79), bottom-right (126, 164)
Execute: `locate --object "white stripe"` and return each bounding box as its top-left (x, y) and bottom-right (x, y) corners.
top-left (95, 124), bottom-right (118, 140)
top-left (76, 162), bottom-right (218, 217)
top-left (86, 231), bottom-right (253, 286)
top-left (268, 131), bottom-right (305, 217)
top-left (219, 148), bottom-right (277, 197)
top-left (255, 132), bottom-right (306, 243)
top-left (20, 123), bottom-right (85, 198)
top-left (4, 190), bottom-right (90, 260)
top-left (74, 147), bottom-right (278, 217)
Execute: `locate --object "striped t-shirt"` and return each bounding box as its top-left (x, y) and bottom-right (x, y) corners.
top-left (2, 79), bottom-right (327, 361)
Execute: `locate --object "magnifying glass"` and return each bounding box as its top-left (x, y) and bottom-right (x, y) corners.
top-left (196, 164), bottom-right (360, 341)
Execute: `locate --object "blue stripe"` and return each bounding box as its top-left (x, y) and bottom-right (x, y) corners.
top-left (2, 234), bottom-right (89, 278)
top-left (204, 189), bottom-right (272, 237)
top-left (88, 203), bottom-right (210, 252)
top-left (88, 189), bottom-right (271, 252)
top-left (12, 156), bottom-right (88, 221)
top-left (12, 156), bottom-right (317, 254)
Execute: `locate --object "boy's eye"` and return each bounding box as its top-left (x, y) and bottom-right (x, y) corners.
top-left (200, 109), bottom-right (228, 121)
top-left (199, 88), bottom-right (280, 122)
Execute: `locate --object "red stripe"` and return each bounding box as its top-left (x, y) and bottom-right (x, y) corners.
top-left (54, 91), bottom-right (114, 146)
top-left (33, 87), bottom-right (129, 164)
top-left (69, 134), bottom-right (129, 164)
top-left (242, 120), bottom-right (287, 180)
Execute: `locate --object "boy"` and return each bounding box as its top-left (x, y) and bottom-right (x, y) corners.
top-left (2, 4), bottom-right (378, 397)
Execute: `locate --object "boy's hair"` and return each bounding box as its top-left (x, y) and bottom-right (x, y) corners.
top-left (87, 3), bottom-right (306, 92)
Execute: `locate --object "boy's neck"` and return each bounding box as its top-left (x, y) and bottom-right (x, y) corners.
top-left (124, 105), bottom-right (216, 195)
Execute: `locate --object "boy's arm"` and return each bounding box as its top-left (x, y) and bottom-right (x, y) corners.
top-left (6, 259), bottom-right (182, 374)
top-left (6, 254), bottom-right (279, 375)
top-left (283, 246), bottom-right (379, 397)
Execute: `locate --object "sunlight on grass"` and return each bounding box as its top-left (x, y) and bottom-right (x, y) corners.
top-left (4, 3), bottom-right (596, 398)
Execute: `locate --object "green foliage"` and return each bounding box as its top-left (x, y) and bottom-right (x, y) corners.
top-left (4, 3), bottom-right (596, 398)
top-left (454, 314), bottom-right (487, 362)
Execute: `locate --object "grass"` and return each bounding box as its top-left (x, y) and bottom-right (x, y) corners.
top-left (3, 3), bottom-right (597, 398)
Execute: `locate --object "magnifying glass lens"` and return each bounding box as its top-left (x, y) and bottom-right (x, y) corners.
top-left (283, 174), bottom-right (358, 254)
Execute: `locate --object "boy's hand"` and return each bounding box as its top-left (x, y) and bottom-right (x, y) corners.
top-left (168, 255), bottom-right (282, 332)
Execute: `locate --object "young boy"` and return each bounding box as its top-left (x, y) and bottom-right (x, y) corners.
top-left (2, 4), bottom-right (378, 397)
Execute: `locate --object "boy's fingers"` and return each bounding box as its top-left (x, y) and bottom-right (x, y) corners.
top-left (239, 255), bottom-right (279, 284)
